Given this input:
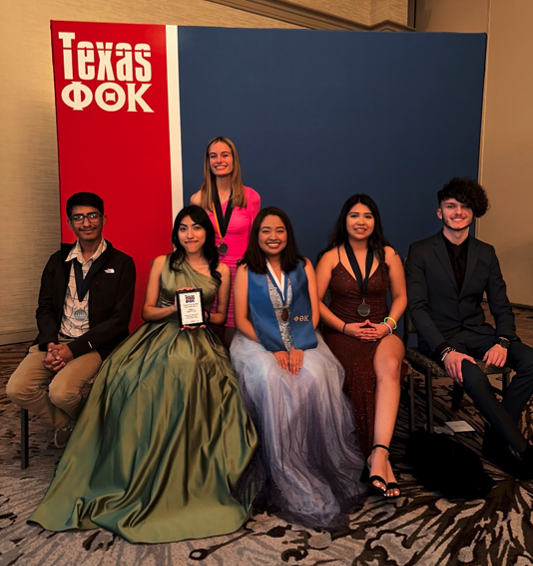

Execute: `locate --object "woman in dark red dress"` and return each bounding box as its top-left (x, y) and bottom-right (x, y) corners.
top-left (316, 194), bottom-right (407, 498)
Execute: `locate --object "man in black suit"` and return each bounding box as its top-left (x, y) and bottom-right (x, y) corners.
top-left (406, 177), bottom-right (533, 477)
top-left (7, 192), bottom-right (136, 448)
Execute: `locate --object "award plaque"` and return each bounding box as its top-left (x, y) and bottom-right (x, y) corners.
top-left (176, 288), bottom-right (206, 327)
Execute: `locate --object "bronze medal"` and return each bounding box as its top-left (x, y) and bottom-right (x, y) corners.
top-left (213, 190), bottom-right (233, 256)
top-left (357, 302), bottom-right (371, 317)
top-left (281, 307), bottom-right (289, 321)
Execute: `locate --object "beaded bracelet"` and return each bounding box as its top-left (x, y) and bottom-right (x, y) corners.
top-left (441, 346), bottom-right (455, 362)
top-left (380, 322), bottom-right (393, 335)
top-left (384, 316), bottom-right (397, 330)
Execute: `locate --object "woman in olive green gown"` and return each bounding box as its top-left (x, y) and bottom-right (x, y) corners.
top-left (30, 206), bottom-right (258, 544)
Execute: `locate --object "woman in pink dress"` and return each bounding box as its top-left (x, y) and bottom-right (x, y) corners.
top-left (191, 136), bottom-right (261, 348)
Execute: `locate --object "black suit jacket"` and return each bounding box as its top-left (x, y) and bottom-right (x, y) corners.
top-left (35, 240), bottom-right (136, 360)
top-left (405, 231), bottom-right (516, 353)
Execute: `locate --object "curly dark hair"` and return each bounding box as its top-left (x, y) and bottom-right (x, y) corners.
top-left (437, 177), bottom-right (490, 218)
top-left (169, 205), bottom-right (221, 284)
top-left (317, 194), bottom-right (392, 266)
top-left (240, 207), bottom-right (305, 274)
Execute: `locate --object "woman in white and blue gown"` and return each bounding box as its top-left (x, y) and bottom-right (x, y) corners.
top-left (230, 207), bottom-right (367, 529)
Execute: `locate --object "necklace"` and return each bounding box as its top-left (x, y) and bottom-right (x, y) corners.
top-left (344, 243), bottom-right (374, 317)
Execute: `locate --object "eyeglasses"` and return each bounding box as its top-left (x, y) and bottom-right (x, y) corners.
top-left (70, 212), bottom-right (103, 223)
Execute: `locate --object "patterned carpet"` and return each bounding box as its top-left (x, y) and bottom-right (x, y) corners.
top-left (2, 308), bottom-right (533, 565)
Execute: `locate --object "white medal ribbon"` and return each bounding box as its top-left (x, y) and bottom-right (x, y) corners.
top-left (266, 260), bottom-right (286, 302)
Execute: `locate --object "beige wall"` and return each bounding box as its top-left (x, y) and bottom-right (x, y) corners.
top-left (208, 0), bottom-right (409, 28)
top-left (286, 0), bottom-right (371, 24)
top-left (416, 0), bottom-right (489, 33)
top-left (478, 0), bottom-right (533, 306)
top-left (0, 0), bottom-right (300, 344)
top-left (417, 0), bottom-right (533, 306)
top-left (370, 0), bottom-right (408, 26)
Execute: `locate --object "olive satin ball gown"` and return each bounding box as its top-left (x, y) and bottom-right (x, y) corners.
top-left (30, 256), bottom-right (258, 544)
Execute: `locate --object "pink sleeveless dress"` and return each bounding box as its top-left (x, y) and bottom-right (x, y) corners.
top-left (207, 186), bottom-right (261, 327)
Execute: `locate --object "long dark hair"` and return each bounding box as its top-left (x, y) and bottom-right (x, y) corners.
top-left (169, 205), bottom-right (221, 284)
top-left (240, 207), bottom-right (305, 274)
top-left (318, 194), bottom-right (392, 266)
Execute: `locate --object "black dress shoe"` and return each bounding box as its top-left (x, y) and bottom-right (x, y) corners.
top-left (482, 428), bottom-right (533, 480)
top-left (518, 444), bottom-right (533, 480)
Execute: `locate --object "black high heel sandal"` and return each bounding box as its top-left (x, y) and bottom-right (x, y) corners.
top-left (385, 481), bottom-right (401, 499)
top-left (360, 444), bottom-right (389, 496)
top-left (379, 444), bottom-right (401, 498)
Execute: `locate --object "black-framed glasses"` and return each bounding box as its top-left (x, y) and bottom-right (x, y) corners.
top-left (70, 212), bottom-right (102, 224)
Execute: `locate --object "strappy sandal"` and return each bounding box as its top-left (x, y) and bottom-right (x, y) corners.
top-left (360, 444), bottom-right (389, 496)
top-left (385, 481), bottom-right (401, 499)
top-left (380, 444), bottom-right (401, 498)
top-left (361, 444), bottom-right (401, 498)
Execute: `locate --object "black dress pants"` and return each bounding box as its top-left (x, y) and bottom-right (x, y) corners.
top-left (447, 329), bottom-right (533, 453)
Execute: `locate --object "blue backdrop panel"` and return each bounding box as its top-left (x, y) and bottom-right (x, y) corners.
top-left (178, 28), bottom-right (486, 261)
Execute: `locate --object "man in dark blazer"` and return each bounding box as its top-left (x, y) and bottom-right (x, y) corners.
top-left (7, 192), bottom-right (136, 448)
top-left (406, 177), bottom-right (533, 477)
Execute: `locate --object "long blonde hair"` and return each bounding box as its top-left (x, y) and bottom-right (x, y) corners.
top-left (199, 136), bottom-right (247, 211)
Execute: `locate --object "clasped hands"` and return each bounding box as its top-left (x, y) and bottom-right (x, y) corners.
top-left (43, 343), bottom-right (73, 373)
top-left (444, 344), bottom-right (507, 384)
top-left (274, 347), bottom-right (304, 375)
top-left (344, 320), bottom-right (390, 342)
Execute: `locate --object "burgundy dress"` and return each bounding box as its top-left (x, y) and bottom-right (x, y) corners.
top-left (323, 259), bottom-right (406, 457)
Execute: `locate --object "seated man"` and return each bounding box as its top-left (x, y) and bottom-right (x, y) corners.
top-left (7, 192), bottom-right (136, 448)
top-left (406, 177), bottom-right (533, 478)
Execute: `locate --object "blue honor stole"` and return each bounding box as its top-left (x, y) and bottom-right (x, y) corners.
top-left (248, 261), bottom-right (318, 351)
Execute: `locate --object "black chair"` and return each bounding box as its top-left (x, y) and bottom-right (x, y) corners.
top-left (403, 307), bottom-right (512, 433)
top-left (21, 408), bottom-right (29, 470)
top-left (17, 375), bottom-right (97, 469)
top-left (17, 347), bottom-right (31, 470)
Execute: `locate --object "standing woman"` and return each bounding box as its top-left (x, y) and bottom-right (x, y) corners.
top-left (316, 194), bottom-right (407, 498)
top-left (231, 207), bottom-right (366, 529)
top-left (30, 206), bottom-right (258, 543)
top-left (191, 136), bottom-right (261, 347)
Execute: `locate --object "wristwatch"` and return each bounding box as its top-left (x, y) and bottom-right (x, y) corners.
top-left (495, 337), bottom-right (510, 349)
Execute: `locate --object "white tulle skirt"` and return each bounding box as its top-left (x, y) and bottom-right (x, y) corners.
top-left (230, 330), bottom-right (367, 529)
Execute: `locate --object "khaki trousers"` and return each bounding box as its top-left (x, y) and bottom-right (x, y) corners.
top-left (6, 338), bottom-right (102, 429)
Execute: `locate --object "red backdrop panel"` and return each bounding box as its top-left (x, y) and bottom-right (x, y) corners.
top-left (51, 21), bottom-right (174, 329)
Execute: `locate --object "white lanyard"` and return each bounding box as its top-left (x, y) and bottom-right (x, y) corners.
top-left (266, 260), bottom-right (286, 302)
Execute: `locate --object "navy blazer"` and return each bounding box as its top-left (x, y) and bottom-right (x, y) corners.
top-left (405, 231), bottom-right (516, 353)
top-left (35, 240), bottom-right (136, 360)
